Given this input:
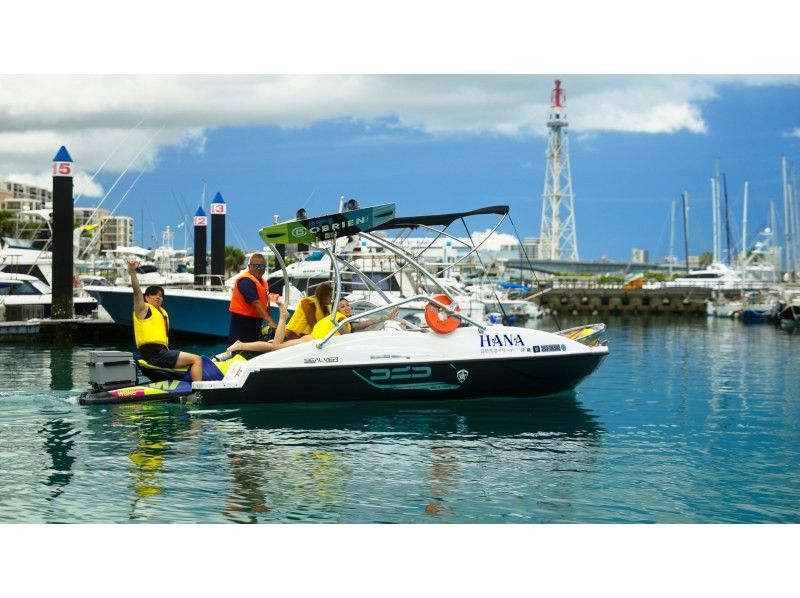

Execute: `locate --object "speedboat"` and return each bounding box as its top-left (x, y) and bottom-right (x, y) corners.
top-left (192, 318), bottom-right (607, 405)
top-left (0, 271), bottom-right (97, 321)
top-left (79, 203), bottom-right (608, 406)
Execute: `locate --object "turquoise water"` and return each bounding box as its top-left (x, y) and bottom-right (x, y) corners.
top-left (0, 317), bottom-right (798, 523)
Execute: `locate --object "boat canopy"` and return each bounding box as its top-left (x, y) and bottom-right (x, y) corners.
top-left (374, 205), bottom-right (509, 231)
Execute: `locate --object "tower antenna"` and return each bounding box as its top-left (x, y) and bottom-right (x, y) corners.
top-left (539, 79), bottom-right (579, 261)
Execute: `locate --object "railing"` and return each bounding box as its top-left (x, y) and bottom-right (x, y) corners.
top-left (314, 294), bottom-right (487, 349)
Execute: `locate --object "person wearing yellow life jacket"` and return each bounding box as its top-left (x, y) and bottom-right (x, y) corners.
top-left (284, 281), bottom-right (333, 339)
top-left (227, 295), bottom-right (399, 355)
top-left (227, 253), bottom-right (278, 344)
top-left (127, 259), bottom-right (203, 382)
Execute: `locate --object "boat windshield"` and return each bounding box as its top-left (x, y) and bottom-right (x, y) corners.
top-left (305, 251), bottom-right (327, 262)
top-left (6, 280), bottom-right (42, 295)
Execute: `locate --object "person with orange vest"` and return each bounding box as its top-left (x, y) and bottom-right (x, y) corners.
top-left (226, 295), bottom-right (400, 355)
top-left (227, 253), bottom-right (278, 343)
top-left (127, 259), bottom-right (204, 381)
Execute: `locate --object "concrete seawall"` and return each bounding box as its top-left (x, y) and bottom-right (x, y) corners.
top-left (535, 286), bottom-right (712, 316)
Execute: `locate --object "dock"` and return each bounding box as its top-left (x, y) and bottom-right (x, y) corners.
top-left (0, 317), bottom-right (131, 343)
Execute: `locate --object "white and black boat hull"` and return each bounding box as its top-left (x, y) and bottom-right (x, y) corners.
top-left (193, 326), bottom-right (608, 406)
top-left (194, 352), bottom-right (605, 405)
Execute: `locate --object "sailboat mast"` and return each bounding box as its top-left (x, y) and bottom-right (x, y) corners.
top-left (741, 181), bottom-right (748, 266)
top-left (711, 175), bottom-right (719, 264)
top-left (768, 201), bottom-right (780, 278)
top-left (789, 161), bottom-right (799, 281)
top-left (682, 191), bottom-right (690, 274)
top-left (782, 155), bottom-right (795, 281)
top-left (722, 173), bottom-right (733, 264)
top-left (669, 199), bottom-right (676, 279)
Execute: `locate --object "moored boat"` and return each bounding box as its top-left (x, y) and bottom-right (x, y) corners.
top-left (0, 271), bottom-right (97, 321)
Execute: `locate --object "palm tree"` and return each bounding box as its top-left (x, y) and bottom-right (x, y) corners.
top-left (224, 246), bottom-right (246, 276)
top-left (698, 251), bottom-right (713, 268)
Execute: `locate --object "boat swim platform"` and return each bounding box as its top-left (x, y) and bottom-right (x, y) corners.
top-left (535, 286), bottom-right (713, 316)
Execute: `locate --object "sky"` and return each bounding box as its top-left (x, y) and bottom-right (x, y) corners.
top-left (3, 73), bottom-right (797, 262)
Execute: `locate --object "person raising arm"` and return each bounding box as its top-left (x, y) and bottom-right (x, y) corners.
top-left (127, 259), bottom-right (204, 382)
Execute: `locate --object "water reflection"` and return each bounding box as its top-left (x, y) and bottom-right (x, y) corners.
top-left (38, 415), bottom-right (77, 500)
top-left (193, 394), bottom-right (604, 522)
top-left (211, 415), bottom-right (351, 523)
top-left (200, 393), bottom-right (603, 440)
top-left (49, 346), bottom-right (74, 391)
top-left (103, 402), bottom-right (195, 520)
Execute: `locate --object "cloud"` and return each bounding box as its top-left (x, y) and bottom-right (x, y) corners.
top-left (1, 74), bottom-right (798, 182)
top-left (7, 171), bottom-right (105, 198)
top-left (786, 127), bottom-right (800, 138)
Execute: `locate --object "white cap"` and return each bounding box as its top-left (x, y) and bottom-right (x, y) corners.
top-left (342, 293), bottom-right (360, 303)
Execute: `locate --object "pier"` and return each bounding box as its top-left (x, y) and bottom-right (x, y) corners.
top-left (0, 318), bottom-right (130, 343)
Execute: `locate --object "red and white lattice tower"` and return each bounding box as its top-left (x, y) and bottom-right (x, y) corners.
top-left (539, 79), bottom-right (579, 261)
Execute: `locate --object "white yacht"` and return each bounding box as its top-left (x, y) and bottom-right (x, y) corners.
top-left (0, 272), bottom-right (97, 321)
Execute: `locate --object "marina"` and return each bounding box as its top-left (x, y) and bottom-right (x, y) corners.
top-left (1, 70), bottom-right (798, 595)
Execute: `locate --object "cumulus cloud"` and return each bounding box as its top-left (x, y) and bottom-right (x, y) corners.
top-left (1, 74), bottom-right (798, 188)
top-left (7, 171), bottom-right (105, 198)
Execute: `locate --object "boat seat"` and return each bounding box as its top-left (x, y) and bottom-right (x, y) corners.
top-left (136, 359), bottom-right (189, 381)
top-left (137, 354), bottom-right (246, 382)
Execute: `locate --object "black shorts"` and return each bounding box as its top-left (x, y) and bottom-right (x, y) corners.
top-left (139, 344), bottom-right (180, 368)
top-left (228, 313), bottom-right (264, 343)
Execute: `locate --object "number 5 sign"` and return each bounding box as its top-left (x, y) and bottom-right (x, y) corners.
top-left (52, 162), bottom-right (73, 177)
top-left (52, 146), bottom-right (74, 177)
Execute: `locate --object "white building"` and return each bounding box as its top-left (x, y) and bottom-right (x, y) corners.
top-left (0, 179), bottom-right (52, 207)
top-left (1, 179), bottom-right (133, 253)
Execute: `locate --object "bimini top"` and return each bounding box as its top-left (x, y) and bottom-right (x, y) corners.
top-left (259, 203), bottom-right (396, 245)
top-left (374, 205), bottom-right (509, 231)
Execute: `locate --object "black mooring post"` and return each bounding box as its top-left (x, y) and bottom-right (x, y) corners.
top-left (210, 192), bottom-right (226, 286)
top-left (51, 146), bottom-right (74, 319)
top-left (193, 205), bottom-right (207, 287)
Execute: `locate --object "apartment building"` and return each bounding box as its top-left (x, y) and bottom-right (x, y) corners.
top-left (1, 179), bottom-right (133, 252)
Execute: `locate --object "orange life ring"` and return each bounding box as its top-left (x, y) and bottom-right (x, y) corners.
top-left (425, 294), bottom-right (461, 334)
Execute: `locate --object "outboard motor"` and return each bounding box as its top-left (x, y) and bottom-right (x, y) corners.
top-left (86, 350), bottom-right (138, 391)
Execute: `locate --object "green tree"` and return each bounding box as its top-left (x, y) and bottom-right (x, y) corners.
top-left (0, 210), bottom-right (15, 237)
top-left (698, 251), bottom-right (713, 268)
top-left (224, 245), bottom-right (246, 276)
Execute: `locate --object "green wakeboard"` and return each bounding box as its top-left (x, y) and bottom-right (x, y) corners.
top-left (259, 203), bottom-right (396, 245)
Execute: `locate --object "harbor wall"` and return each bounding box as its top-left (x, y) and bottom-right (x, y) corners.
top-left (535, 286), bottom-right (712, 316)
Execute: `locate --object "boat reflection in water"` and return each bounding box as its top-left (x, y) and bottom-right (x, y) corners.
top-left (191, 393), bottom-right (604, 522)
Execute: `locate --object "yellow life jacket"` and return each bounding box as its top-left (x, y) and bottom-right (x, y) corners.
top-left (286, 297), bottom-right (327, 337)
top-left (311, 311), bottom-right (351, 339)
top-left (133, 303), bottom-right (169, 347)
